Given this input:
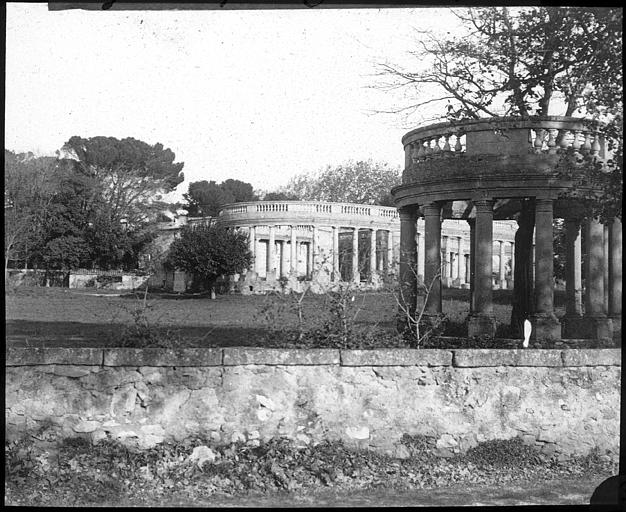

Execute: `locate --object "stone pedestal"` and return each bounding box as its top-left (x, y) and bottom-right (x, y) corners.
top-left (570, 316), bottom-right (614, 341)
top-left (468, 314), bottom-right (496, 338)
top-left (530, 313), bottom-right (562, 341)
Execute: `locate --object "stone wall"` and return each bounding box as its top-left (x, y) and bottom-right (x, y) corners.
top-left (5, 348), bottom-right (620, 459)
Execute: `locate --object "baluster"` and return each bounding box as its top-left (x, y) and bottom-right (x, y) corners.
top-left (432, 137), bottom-right (441, 155)
top-left (416, 141), bottom-right (425, 160)
top-left (558, 130), bottom-right (570, 152)
top-left (442, 134), bottom-right (451, 153)
top-left (533, 129), bottom-right (544, 152)
top-left (454, 133), bottom-right (462, 153)
top-left (591, 132), bottom-right (601, 156)
top-left (571, 130), bottom-right (582, 151)
top-left (424, 140), bottom-right (433, 156)
top-left (582, 132), bottom-right (592, 154)
top-left (547, 129), bottom-right (557, 154)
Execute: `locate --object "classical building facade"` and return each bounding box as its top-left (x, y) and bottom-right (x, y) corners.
top-left (155, 201), bottom-right (518, 295)
top-left (392, 116), bottom-right (622, 341)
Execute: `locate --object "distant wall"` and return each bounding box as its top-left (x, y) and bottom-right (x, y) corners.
top-left (5, 348), bottom-right (620, 459)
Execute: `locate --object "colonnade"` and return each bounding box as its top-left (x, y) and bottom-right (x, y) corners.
top-left (399, 200), bottom-right (622, 340)
top-left (245, 224), bottom-right (395, 283)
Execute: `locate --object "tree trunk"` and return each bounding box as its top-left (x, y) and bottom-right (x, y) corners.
top-left (510, 198), bottom-right (536, 337)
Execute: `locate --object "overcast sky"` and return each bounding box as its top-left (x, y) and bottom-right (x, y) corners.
top-left (6, 4), bottom-right (462, 199)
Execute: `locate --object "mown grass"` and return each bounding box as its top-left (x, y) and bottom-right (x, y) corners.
top-left (6, 285), bottom-right (617, 349)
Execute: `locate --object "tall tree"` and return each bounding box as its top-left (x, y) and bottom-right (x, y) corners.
top-left (284, 160), bottom-right (401, 205)
top-left (220, 179), bottom-right (258, 203)
top-left (377, 7), bottom-right (622, 335)
top-left (262, 191), bottom-right (300, 201)
top-left (60, 136), bottom-right (185, 227)
top-left (183, 179), bottom-right (257, 217)
top-left (4, 151), bottom-right (59, 279)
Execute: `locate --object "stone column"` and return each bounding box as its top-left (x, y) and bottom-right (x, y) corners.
top-left (248, 226), bottom-right (256, 271)
top-left (267, 226), bottom-right (276, 278)
top-left (530, 199), bottom-right (561, 340)
top-left (398, 206), bottom-right (418, 332)
top-left (467, 219), bottom-right (476, 313)
top-left (369, 228), bottom-right (377, 281)
top-left (417, 231), bottom-right (426, 282)
top-left (609, 218), bottom-right (622, 319)
top-left (310, 225), bottom-right (317, 278)
top-left (423, 203), bottom-right (442, 319)
top-left (290, 226), bottom-right (297, 275)
top-left (464, 254), bottom-right (470, 284)
top-left (509, 241), bottom-right (515, 287)
top-left (352, 227), bottom-right (360, 283)
top-left (332, 226), bottom-right (339, 281)
top-left (603, 224), bottom-right (609, 314)
top-left (441, 235), bottom-right (449, 287)
top-left (456, 236), bottom-right (462, 286)
top-left (583, 217), bottom-right (612, 340)
top-left (468, 200), bottom-right (496, 337)
top-left (387, 230), bottom-right (394, 274)
top-left (279, 240), bottom-right (287, 277)
top-left (254, 232), bottom-right (260, 274)
top-left (561, 219), bottom-right (583, 338)
top-left (499, 240), bottom-right (506, 289)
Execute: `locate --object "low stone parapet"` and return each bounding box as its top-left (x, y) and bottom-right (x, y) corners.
top-left (5, 347), bottom-right (620, 460)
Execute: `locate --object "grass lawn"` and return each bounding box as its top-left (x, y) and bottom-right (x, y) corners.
top-left (5, 285), bottom-right (614, 349)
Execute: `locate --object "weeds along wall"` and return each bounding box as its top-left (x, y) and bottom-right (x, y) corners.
top-left (6, 348), bottom-right (620, 460)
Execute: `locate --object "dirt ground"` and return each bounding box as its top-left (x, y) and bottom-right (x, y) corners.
top-left (94, 476), bottom-right (611, 507)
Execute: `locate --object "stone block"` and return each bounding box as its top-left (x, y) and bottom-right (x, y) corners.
top-left (340, 349), bottom-right (452, 367)
top-left (561, 349), bottom-right (621, 367)
top-left (223, 348), bottom-right (340, 366)
top-left (52, 365), bottom-right (100, 378)
top-left (6, 347), bottom-right (103, 366)
top-left (103, 348), bottom-right (222, 367)
top-left (73, 420), bottom-right (100, 433)
top-left (453, 349), bottom-right (563, 367)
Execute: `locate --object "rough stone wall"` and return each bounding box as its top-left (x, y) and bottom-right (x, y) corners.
top-left (5, 348), bottom-right (620, 459)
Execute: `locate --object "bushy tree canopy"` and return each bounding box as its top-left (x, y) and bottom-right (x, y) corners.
top-left (183, 179), bottom-right (258, 217)
top-left (61, 136), bottom-right (185, 227)
top-left (165, 224), bottom-right (252, 291)
top-left (283, 160), bottom-right (401, 206)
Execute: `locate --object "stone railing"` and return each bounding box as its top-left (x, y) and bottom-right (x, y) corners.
top-left (218, 201), bottom-right (399, 226)
top-left (5, 347), bottom-right (620, 459)
top-left (402, 116), bottom-right (608, 165)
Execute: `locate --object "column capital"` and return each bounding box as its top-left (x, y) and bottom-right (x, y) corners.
top-left (398, 205), bottom-right (419, 220)
top-left (535, 197), bottom-right (554, 213)
top-left (473, 199), bottom-right (494, 213)
top-left (422, 202), bottom-right (441, 217)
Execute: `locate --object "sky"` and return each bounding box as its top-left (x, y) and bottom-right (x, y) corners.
top-left (6, 3), bottom-right (463, 200)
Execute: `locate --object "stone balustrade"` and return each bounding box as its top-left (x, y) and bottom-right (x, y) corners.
top-left (219, 200), bottom-right (399, 226)
top-left (402, 116), bottom-right (607, 165)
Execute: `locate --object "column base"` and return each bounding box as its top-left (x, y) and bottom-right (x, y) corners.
top-left (561, 315), bottom-right (585, 339)
top-left (419, 313), bottom-right (446, 337)
top-left (580, 315), bottom-right (614, 341)
top-left (530, 313), bottom-right (561, 341)
top-left (467, 314), bottom-right (496, 338)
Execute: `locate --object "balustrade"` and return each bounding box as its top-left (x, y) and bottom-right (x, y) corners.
top-left (403, 117), bottom-right (609, 167)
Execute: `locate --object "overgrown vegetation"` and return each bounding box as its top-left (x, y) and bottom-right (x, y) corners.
top-left (5, 434), bottom-right (616, 506)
